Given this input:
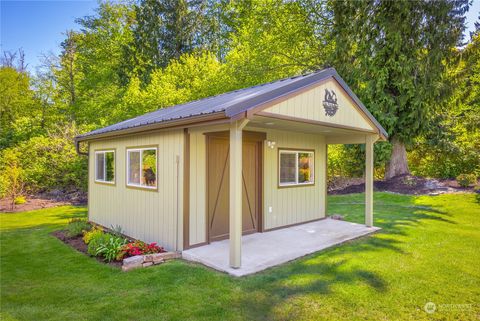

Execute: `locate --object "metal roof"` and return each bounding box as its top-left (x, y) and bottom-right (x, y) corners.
top-left (76, 67), bottom-right (388, 140)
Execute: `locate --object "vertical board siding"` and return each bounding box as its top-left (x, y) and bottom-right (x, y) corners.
top-left (88, 129), bottom-right (184, 251)
top-left (188, 131), bottom-right (207, 245)
top-left (187, 125), bottom-right (327, 244)
top-left (265, 79), bottom-right (374, 131)
top-left (261, 129), bottom-right (327, 230)
top-left (187, 124), bottom-right (229, 246)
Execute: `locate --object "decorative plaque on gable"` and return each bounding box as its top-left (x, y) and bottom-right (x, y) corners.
top-left (323, 89), bottom-right (338, 117)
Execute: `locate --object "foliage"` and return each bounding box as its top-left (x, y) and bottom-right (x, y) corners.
top-left (328, 142), bottom-right (392, 179)
top-left (0, 67), bottom-right (38, 149)
top-left (66, 218), bottom-right (91, 237)
top-left (85, 226), bottom-right (127, 262)
top-left (118, 240), bottom-right (165, 260)
top-left (14, 196), bottom-right (26, 205)
top-left (223, 0), bottom-right (331, 87)
top-left (126, 0), bottom-right (227, 83)
top-left (456, 174), bottom-right (477, 188)
top-left (0, 149), bottom-right (25, 210)
top-left (94, 234), bottom-right (127, 262)
top-left (109, 224), bottom-right (124, 238)
top-left (0, 124), bottom-right (88, 193)
top-left (409, 30), bottom-right (480, 178)
top-left (1, 0), bottom-right (478, 202)
top-left (86, 231), bottom-right (111, 256)
top-left (82, 226), bottom-right (104, 244)
top-left (331, 0), bottom-right (470, 178)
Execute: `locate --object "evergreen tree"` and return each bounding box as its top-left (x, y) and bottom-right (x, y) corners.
top-left (332, 0), bottom-right (469, 178)
top-left (127, 0), bottom-right (227, 83)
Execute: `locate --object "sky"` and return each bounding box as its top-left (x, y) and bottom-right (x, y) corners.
top-left (1, 0), bottom-right (479, 73)
top-left (0, 0), bottom-right (97, 71)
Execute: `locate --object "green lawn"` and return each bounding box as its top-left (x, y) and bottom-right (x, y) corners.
top-left (1, 193), bottom-right (479, 321)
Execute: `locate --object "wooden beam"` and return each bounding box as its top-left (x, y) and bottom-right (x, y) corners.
top-left (229, 119), bottom-right (248, 268)
top-left (365, 135), bottom-right (375, 227)
top-left (324, 143), bottom-right (328, 218)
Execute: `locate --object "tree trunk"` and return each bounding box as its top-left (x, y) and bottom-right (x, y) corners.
top-left (385, 137), bottom-right (410, 179)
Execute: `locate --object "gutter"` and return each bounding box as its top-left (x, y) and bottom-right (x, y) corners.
top-left (75, 138), bottom-right (88, 156)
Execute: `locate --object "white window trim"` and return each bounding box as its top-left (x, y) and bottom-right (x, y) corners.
top-left (126, 147), bottom-right (158, 190)
top-left (94, 150), bottom-right (115, 184)
top-left (278, 149), bottom-right (315, 187)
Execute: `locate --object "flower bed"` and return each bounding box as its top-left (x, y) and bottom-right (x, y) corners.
top-left (54, 218), bottom-right (178, 269)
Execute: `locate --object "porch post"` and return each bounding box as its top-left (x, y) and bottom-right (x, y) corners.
top-left (229, 119), bottom-right (248, 268)
top-left (365, 135), bottom-right (375, 227)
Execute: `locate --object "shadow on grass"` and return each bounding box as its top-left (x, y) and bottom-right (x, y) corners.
top-left (0, 206), bottom-right (86, 233)
top-left (53, 211), bottom-right (87, 221)
top-left (235, 195), bottom-right (457, 319)
top-left (237, 257), bottom-right (388, 320)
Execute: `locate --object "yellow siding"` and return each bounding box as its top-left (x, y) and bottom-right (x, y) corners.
top-left (88, 129), bottom-right (184, 251)
top-left (264, 79), bottom-right (374, 131)
top-left (188, 131), bottom-right (207, 245)
top-left (187, 124), bottom-right (229, 246)
top-left (187, 125), bottom-right (327, 244)
top-left (262, 129), bottom-right (326, 229)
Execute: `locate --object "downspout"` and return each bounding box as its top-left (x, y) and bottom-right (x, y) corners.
top-left (75, 138), bottom-right (89, 156)
top-left (175, 154), bottom-right (180, 251)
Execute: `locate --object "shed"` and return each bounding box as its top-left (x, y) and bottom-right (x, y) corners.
top-left (75, 67), bottom-right (387, 270)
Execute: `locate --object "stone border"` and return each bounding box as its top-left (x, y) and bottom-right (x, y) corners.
top-left (122, 252), bottom-right (181, 271)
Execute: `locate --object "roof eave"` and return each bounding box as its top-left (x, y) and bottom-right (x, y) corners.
top-left (330, 73), bottom-right (389, 139)
top-left (225, 68), bottom-right (389, 140)
top-left (75, 111), bottom-right (228, 143)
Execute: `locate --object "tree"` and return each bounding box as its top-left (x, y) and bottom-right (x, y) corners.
top-left (224, 0), bottom-right (332, 87)
top-left (0, 150), bottom-right (25, 210)
top-left (55, 30), bottom-right (81, 121)
top-left (126, 0), bottom-right (227, 83)
top-left (332, 0), bottom-right (469, 178)
top-left (52, 2), bottom-right (134, 126)
top-left (0, 66), bottom-right (37, 148)
top-left (409, 21), bottom-right (480, 178)
top-left (1, 49), bottom-right (28, 72)
top-left (117, 51), bottom-right (229, 121)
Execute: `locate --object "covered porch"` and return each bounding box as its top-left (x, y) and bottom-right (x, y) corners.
top-left (183, 217), bottom-right (380, 276)
top-left (182, 69), bottom-right (387, 274)
top-left (217, 112), bottom-right (380, 271)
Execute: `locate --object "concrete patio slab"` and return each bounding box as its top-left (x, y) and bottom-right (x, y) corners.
top-left (182, 218), bottom-right (380, 277)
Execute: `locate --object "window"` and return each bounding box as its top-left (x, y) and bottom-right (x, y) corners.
top-left (127, 147), bottom-right (157, 189)
top-left (95, 150), bottom-right (115, 184)
top-left (279, 149), bottom-right (314, 187)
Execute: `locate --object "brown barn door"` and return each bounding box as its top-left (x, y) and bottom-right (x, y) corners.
top-left (207, 132), bottom-right (263, 242)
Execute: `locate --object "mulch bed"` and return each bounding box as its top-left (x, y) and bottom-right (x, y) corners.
top-left (1, 191), bottom-right (87, 213)
top-left (51, 230), bottom-right (122, 268)
top-left (1, 198), bottom-right (71, 213)
top-left (329, 175), bottom-right (477, 195)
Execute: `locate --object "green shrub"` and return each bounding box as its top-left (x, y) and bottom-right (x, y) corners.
top-left (66, 218), bottom-right (91, 237)
top-left (109, 224), bottom-right (124, 237)
top-left (87, 232), bottom-right (126, 262)
top-left (83, 226), bottom-right (103, 244)
top-left (95, 234), bottom-right (127, 262)
top-left (0, 124), bottom-right (88, 194)
top-left (87, 232), bottom-right (110, 256)
top-left (456, 174), bottom-right (477, 188)
top-left (14, 195), bottom-right (26, 205)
